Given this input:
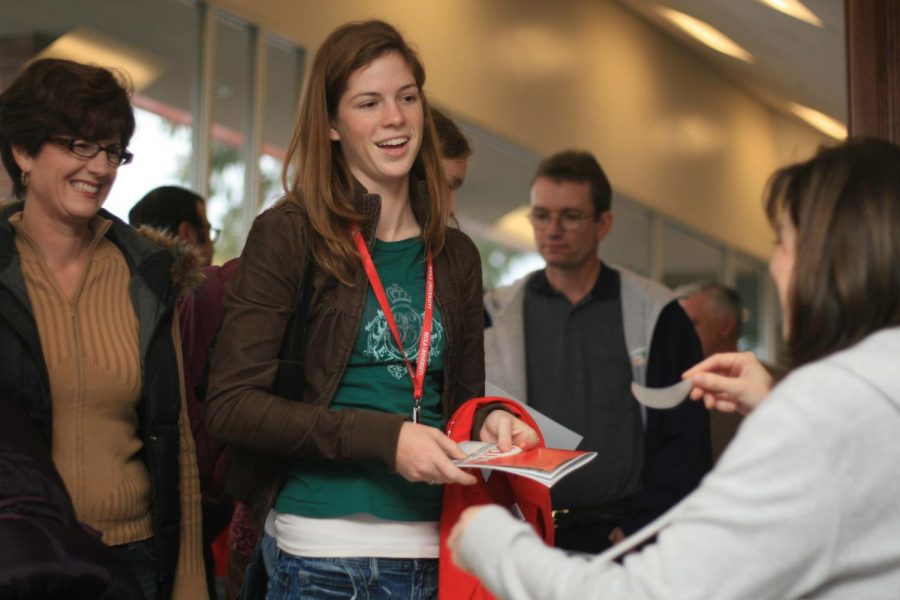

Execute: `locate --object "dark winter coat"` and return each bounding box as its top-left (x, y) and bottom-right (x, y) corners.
top-left (0, 202), bottom-right (203, 598)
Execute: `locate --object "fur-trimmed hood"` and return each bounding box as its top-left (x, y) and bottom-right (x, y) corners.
top-left (0, 200), bottom-right (205, 298)
top-left (133, 225), bottom-right (206, 297)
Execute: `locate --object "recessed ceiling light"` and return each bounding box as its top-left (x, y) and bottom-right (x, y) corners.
top-left (788, 102), bottom-right (847, 139)
top-left (656, 7), bottom-right (754, 63)
top-left (757, 0), bottom-right (824, 28)
top-left (32, 28), bottom-right (165, 91)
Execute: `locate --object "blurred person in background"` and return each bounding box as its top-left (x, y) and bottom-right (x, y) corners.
top-left (129, 185), bottom-right (216, 266)
top-left (484, 149), bottom-right (710, 553)
top-left (178, 253), bottom-right (241, 599)
top-left (678, 282), bottom-right (742, 358)
top-left (678, 282), bottom-right (744, 462)
top-left (432, 107), bottom-right (472, 213)
top-left (131, 184), bottom-right (233, 598)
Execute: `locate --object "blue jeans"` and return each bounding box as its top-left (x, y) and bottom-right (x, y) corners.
top-left (267, 554), bottom-right (438, 600)
top-left (238, 530), bottom-right (281, 600)
top-left (261, 529), bottom-right (280, 577)
top-left (110, 538), bottom-right (160, 600)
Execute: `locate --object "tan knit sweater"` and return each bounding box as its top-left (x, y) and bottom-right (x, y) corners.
top-left (12, 213), bottom-right (207, 599)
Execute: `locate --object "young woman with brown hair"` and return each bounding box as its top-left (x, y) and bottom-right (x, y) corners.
top-left (206, 20), bottom-right (535, 599)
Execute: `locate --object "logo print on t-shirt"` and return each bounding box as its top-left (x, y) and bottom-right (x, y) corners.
top-left (363, 283), bottom-right (443, 379)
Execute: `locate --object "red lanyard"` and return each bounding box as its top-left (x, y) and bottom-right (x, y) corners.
top-left (352, 227), bottom-right (434, 423)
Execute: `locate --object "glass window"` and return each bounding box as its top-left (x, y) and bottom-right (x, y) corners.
top-left (661, 224), bottom-right (724, 289)
top-left (259, 34), bottom-right (304, 211)
top-left (2, 0), bottom-right (303, 268)
top-left (603, 197), bottom-right (652, 277)
top-left (467, 233), bottom-right (542, 290)
top-left (734, 255), bottom-right (765, 356)
top-left (0, 0), bottom-right (200, 221)
top-left (768, 279), bottom-right (787, 365)
top-left (259, 154), bottom-right (284, 212)
top-left (208, 11), bottom-right (252, 262)
top-left (450, 120), bottom-right (541, 291)
top-left (106, 108), bottom-right (193, 220)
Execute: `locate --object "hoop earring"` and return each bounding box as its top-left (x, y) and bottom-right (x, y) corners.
top-left (20, 170), bottom-right (30, 187)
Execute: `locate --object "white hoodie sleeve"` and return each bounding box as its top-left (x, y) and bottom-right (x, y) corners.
top-left (457, 364), bottom-right (860, 600)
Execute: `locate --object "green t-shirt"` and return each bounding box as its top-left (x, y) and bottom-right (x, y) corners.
top-left (275, 237), bottom-right (446, 521)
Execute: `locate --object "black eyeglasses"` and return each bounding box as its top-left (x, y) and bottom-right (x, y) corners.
top-left (49, 136), bottom-right (134, 167)
top-left (527, 210), bottom-right (596, 231)
top-left (193, 223), bottom-right (221, 244)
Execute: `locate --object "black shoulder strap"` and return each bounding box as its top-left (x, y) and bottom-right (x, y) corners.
top-left (278, 261), bottom-right (315, 362)
top-left (271, 260), bottom-right (315, 400)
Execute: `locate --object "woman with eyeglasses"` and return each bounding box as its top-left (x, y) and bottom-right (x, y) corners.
top-left (0, 58), bottom-right (207, 599)
top-left (449, 138), bottom-right (900, 599)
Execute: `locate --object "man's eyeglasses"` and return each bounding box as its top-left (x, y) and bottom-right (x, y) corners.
top-left (49, 137), bottom-right (134, 167)
top-left (527, 210), bottom-right (596, 231)
top-left (208, 226), bottom-right (221, 244)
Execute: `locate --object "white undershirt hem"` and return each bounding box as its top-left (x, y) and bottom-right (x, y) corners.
top-left (272, 510), bottom-right (440, 558)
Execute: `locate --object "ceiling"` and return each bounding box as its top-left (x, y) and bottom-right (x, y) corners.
top-left (615, 0), bottom-right (846, 124)
top-left (455, 0), bottom-right (846, 256)
top-left (1, 0), bottom-right (846, 268)
top-left (0, 0), bottom-right (847, 151)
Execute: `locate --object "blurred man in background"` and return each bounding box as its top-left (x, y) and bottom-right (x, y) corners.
top-left (485, 150), bottom-right (711, 552)
top-left (129, 185), bottom-right (216, 266)
top-left (130, 185), bottom-right (225, 596)
top-left (432, 108), bottom-right (472, 213)
top-left (679, 282), bottom-right (744, 462)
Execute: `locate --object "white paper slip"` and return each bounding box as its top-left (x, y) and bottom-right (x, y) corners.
top-left (485, 381), bottom-right (584, 450)
top-left (631, 379), bottom-right (693, 409)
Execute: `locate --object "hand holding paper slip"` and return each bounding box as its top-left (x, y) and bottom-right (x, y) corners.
top-left (454, 440), bottom-right (597, 488)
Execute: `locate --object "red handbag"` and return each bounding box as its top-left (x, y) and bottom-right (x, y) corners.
top-left (439, 397), bottom-right (555, 599)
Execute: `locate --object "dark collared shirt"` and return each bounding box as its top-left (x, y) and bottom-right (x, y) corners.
top-left (524, 265), bottom-right (644, 508)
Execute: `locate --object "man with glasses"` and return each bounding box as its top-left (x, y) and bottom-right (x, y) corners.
top-left (129, 185), bottom-right (217, 266)
top-left (484, 150), bottom-right (711, 553)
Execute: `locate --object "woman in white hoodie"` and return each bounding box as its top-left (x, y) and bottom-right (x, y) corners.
top-left (449, 138), bottom-right (900, 600)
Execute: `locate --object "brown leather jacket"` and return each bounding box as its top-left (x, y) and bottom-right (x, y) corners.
top-left (205, 188), bottom-right (485, 524)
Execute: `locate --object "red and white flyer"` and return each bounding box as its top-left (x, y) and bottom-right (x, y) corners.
top-left (454, 441), bottom-right (597, 488)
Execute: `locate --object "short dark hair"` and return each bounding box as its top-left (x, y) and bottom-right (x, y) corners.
top-left (432, 108), bottom-right (471, 160)
top-left (533, 150), bottom-right (612, 215)
top-left (129, 186), bottom-right (204, 234)
top-left (765, 138), bottom-right (900, 370)
top-left (0, 58), bottom-right (135, 199)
